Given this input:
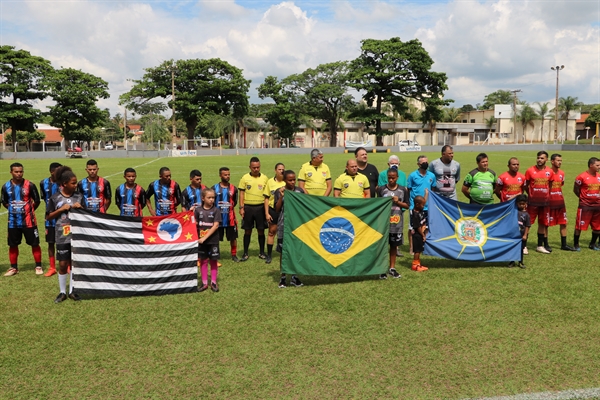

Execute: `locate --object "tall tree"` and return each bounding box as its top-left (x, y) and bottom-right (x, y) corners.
top-left (0, 46), bottom-right (54, 147)
top-left (46, 67), bottom-right (109, 146)
top-left (535, 101), bottom-right (551, 142)
top-left (443, 107), bottom-right (461, 122)
top-left (558, 96), bottom-right (583, 139)
top-left (349, 37), bottom-right (450, 146)
top-left (481, 90), bottom-right (513, 110)
top-left (584, 105), bottom-right (600, 131)
top-left (257, 76), bottom-right (306, 142)
top-left (518, 104), bottom-right (537, 142)
top-left (120, 58), bottom-right (250, 141)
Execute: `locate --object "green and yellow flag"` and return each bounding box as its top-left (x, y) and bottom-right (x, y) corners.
top-left (282, 191), bottom-right (391, 276)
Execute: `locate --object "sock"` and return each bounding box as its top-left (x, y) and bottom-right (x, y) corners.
top-left (258, 235), bottom-right (265, 254)
top-left (69, 269), bottom-right (74, 294)
top-left (281, 273), bottom-right (287, 279)
top-left (231, 243), bottom-right (237, 257)
top-left (591, 233), bottom-right (600, 246)
top-left (200, 259), bottom-right (209, 285)
top-left (543, 236), bottom-right (549, 247)
top-left (59, 273), bottom-right (67, 294)
top-left (49, 256), bottom-right (56, 270)
top-left (32, 245), bottom-right (42, 266)
top-left (210, 260), bottom-right (218, 284)
top-left (267, 244), bottom-right (273, 257)
top-left (9, 247), bottom-right (18, 268)
top-left (574, 234), bottom-right (580, 247)
top-left (523, 239), bottom-right (528, 249)
top-left (243, 235), bottom-right (251, 254)
top-left (561, 236), bottom-right (567, 247)
top-left (537, 234), bottom-right (544, 247)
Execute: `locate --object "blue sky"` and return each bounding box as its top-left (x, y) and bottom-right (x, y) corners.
top-left (1, 0), bottom-right (598, 115)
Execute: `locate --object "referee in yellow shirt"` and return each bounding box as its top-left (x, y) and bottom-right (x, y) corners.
top-left (298, 149), bottom-right (332, 196)
top-left (238, 157), bottom-right (269, 261)
top-left (334, 159), bottom-right (371, 198)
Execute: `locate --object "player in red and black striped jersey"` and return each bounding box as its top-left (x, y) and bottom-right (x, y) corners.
top-left (146, 166), bottom-right (181, 216)
top-left (573, 157), bottom-right (600, 251)
top-left (115, 168), bottom-right (147, 217)
top-left (524, 151), bottom-right (554, 253)
top-left (39, 162), bottom-right (62, 276)
top-left (213, 167), bottom-right (239, 261)
top-left (182, 169), bottom-right (206, 211)
top-left (78, 159), bottom-right (112, 213)
top-left (549, 154), bottom-right (577, 251)
top-left (1, 163), bottom-right (43, 276)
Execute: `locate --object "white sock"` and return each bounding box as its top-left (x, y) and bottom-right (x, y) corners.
top-left (69, 269), bottom-right (74, 294)
top-left (59, 273), bottom-right (67, 294)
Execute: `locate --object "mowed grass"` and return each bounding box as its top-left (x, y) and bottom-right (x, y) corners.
top-left (1, 150), bottom-right (600, 399)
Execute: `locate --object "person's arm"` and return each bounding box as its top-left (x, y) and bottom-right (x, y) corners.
top-left (298, 180), bottom-right (305, 190)
top-left (573, 181), bottom-right (580, 197)
top-left (199, 221), bottom-right (220, 244)
top-left (238, 190), bottom-right (245, 218)
top-left (275, 188), bottom-right (284, 213)
top-left (264, 195), bottom-right (271, 223)
top-left (115, 188), bottom-right (122, 211)
top-left (173, 184), bottom-right (182, 210)
top-left (181, 191), bottom-right (190, 212)
top-left (494, 178), bottom-right (503, 200)
top-left (145, 185), bottom-right (156, 216)
top-left (47, 200), bottom-right (82, 221)
top-left (324, 179), bottom-right (332, 197)
top-left (104, 180), bottom-right (112, 210)
top-left (461, 184), bottom-right (471, 201)
top-left (333, 189), bottom-right (341, 198)
top-left (364, 188), bottom-right (371, 198)
top-left (31, 183), bottom-right (41, 211)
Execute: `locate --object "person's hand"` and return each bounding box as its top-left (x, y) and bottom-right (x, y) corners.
top-left (239, 207), bottom-right (245, 218)
top-left (72, 203), bottom-right (82, 209)
top-left (392, 195), bottom-right (398, 203)
top-left (266, 214), bottom-right (272, 223)
top-left (279, 187), bottom-right (285, 196)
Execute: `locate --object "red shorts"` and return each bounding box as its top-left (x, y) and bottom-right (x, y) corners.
top-left (575, 208), bottom-right (600, 231)
top-left (547, 207), bottom-right (567, 227)
top-left (527, 205), bottom-right (549, 226)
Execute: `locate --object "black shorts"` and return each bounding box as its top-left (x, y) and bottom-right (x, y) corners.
top-left (8, 227), bottom-right (40, 247)
top-left (198, 243), bottom-right (220, 260)
top-left (45, 227), bottom-right (56, 244)
top-left (242, 204), bottom-right (266, 230)
top-left (389, 232), bottom-right (403, 247)
top-left (268, 207), bottom-right (279, 226)
top-left (412, 233), bottom-right (425, 253)
top-left (218, 226), bottom-right (238, 241)
top-left (56, 243), bottom-right (72, 261)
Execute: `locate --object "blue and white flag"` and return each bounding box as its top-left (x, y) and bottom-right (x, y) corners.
top-left (424, 192), bottom-right (521, 262)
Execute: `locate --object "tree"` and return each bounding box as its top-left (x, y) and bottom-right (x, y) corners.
top-left (584, 105), bottom-right (600, 132)
top-left (4, 130), bottom-right (45, 151)
top-left (535, 101), bottom-right (552, 142)
top-left (349, 37), bottom-right (450, 146)
top-left (140, 113), bottom-right (170, 146)
top-left (120, 58), bottom-right (250, 141)
top-left (257, 76), bottom-right (306, 142)
top-left (481, 90), bottom-right (513, 110)
top-left (420, 98), bottom-right (447, 145)
top-left (443, 107), bottom-right (461, 122)
top-left (484, 116), bottom-right (497, 136)
top-left (0, 46), bottom-right (54, 147)
top-left (46, 68), bottom-right (109, 146)
top-left (281, 61), bottom-right (354, 147)
top-left (459, 104), bottom-right (475, 112)
top-left (558, 96), bottom-right (583, 139)
top-left (518, 104), bottom-right (537, 142)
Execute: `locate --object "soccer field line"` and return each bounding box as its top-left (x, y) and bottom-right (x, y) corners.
top-left (470, 387), bottom-right (600, 400)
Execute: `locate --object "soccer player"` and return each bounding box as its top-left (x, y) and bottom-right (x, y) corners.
top-left (238, 157), bottom-right (269, 261)
top-left (2, 163), bottom-right (43, 276)
top-left (377, 155), bottom-right (407, 188)
top-left (355, 147), bottom-right (379, 198)
top-left (213, 167), bottom-right (239, 262)
top-left (78, 159), bottom-right (111, 213)
top-left (573, 157), bottom-right (600, 251)
top-left (46, 166), bottom-right (84, 303)
top-left (333, 159), bottom-right (370, 198)
top-left (462, 153), bottom-right (496, 205)
top-left (548, 154), bottom-right (576, 251)
top-left (298, 148), bottom-right (332, 196)
top-left (495, 157), bottom-right (525, 202)
top-left (274, 170), bottom-right (305, 288)
top-left (115, 168), bottom-right (147, 217)
top-left (429, 145), bottom-right (461, 200)
top-left (264, 163), bottom-right (286, 264)
top-left (195, 188), bottom-right (222, 293)
top-left (182, 169), bottom-right (206, 211)
top-left (524, 151), bottom-right (553, 254)
top-left (40, 162), bottom-right (62, 277)
top-left (377, 168), bottom-right (409, 279)
top-left (146, 167), bottom-right (182, 216)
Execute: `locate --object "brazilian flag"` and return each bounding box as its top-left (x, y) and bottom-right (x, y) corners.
top-left (282, 191), bottom-right (391, 276)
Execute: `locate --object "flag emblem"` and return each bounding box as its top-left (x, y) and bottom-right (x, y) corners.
top-left (157, 218), bottom-right (182, 241)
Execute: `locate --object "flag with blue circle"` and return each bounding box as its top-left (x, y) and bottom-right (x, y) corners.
top-left (424, 192), bottom-right (521, 262)
top-left (282, 191), bottom-right (391, 276)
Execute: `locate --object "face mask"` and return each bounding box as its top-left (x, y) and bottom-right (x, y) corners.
top-left (420, 162), bottom-right (429, 170)
top-left (390, 164), bottom-right (398, 170)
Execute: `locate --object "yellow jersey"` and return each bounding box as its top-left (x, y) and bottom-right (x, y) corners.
top-left (238, 173), bottom-right (269, 205)
top-left (298, 161), bottom-right (331, 196)
top-left (333, 172), bottom-right (370, 198)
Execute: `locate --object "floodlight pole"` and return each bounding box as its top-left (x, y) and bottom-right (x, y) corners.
top-left (171, 61), bottom-right (177, 146)
top-left (551, 65), bottom-right (564, 142)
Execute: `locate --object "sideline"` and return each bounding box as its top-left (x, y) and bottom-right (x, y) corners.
top-left (471, 387), bottom-right (600, 400)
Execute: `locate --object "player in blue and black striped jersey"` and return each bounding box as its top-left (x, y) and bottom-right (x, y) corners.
top-left (213, 167), bottom-right (239, 261)
top-left (39, 162), bottom-right (62, 276)
top-left (146, 166), bottom-right (182, 216)
top-left (182, 169), bottom-right (206, 211)
top-left (78, 159), bottom-right (112, 213)
top-left (115, 168), bottom-right (147, 217)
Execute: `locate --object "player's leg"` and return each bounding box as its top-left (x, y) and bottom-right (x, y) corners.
top-left (24, 227), bottom-right (43, 275)
top-left (5, 228), bottom-right (22, 276)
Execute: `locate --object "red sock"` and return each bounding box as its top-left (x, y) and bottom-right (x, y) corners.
top-left (231, 244), bottom-right (237, 257)
top-left (9, 247), bottom-right (18, 266)
top-left (49, 256), bottom-right (56, 270)
top-left (32, 245), bottom-right (42, 264)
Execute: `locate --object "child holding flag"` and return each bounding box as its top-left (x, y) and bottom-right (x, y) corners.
top-left (195, 188), bottom-right (222, 293)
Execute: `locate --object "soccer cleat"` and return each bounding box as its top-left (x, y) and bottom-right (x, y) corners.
top-left (561, 245), bottom-right (577, 251)
top-left (54, 293), bottom-right (67, 304)
top-left (44, 267), bottom-right (57, 277)
top-left (544, 245), bottom-right (553, 253)
top-left (69, 292), bottom-right (82, 301)
top-left (217, 262), bottom-right (222, 268)
top-left (379, 273), bottom-right (387, 280)
top-left (536, 246), bottom-right (550, 254)
top-left (35, 267), bottom-right (44, 275)
top-left (265, 255), bottom-right (272, 264)
top-left (389, 268), bottom-right (401, 278)
top-left (508, 261), bottom-right (516, 268)
top-left (416, 266), bottom-right (428, 272)
top-left (258, 253), bottom-right (267, 260)
top-left (396, 249), bottom-right (403, 257)
top-left (240, 254), bottom-right (249, 262)
top-left (279, 276), bottom-right (287, 288)
top-left (198, 284), bottom-right (209, 292)
top-left (290, 276), bottom-right (303, 287)
top-left (589, 244), bottom-right (600, 251)
top-left (522, 247), bottom-right (529, 255)
top-left (518, 262), bottom-right (526, 269)
top-left (4, 268), bottom-right (18, 277)
top-left (231, 255), bottom-right (239, 262)
top-left (211, 282), bottom-right (219, 292)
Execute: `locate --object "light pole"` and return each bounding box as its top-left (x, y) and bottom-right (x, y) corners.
top-left (551, 65), bottom-right (564, 142)
top-left (171, 61), bottom-right (177, 147)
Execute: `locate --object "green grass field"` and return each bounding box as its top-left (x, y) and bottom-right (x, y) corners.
top-left (1, 150), bottom-right (600, 399)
